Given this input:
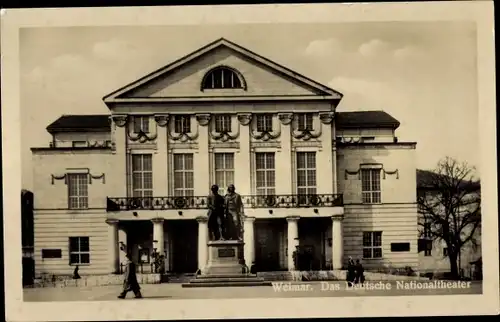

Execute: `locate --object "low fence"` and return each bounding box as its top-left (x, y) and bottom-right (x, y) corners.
top-left (26, 273), bottom-right (161, 288)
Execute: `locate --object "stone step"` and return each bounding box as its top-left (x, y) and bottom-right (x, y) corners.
top-left (189, 277), bottom-right (265, 283)
top-left (196, 274), bottom-right (258, 279)
top-left (182, 281), bottom-right (273, 288)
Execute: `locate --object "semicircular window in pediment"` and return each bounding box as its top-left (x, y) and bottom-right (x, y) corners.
top-left (201, 66), bottom-right (246, 90)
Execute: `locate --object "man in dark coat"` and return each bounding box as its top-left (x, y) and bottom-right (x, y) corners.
top-left (354, 259), bottom-right (365, 285)
top-left (207, 184), bottom-right (225, 240)
top-left (346, 257), bottom-right (355, 287)
top-left (118, 253), bottom-right (142, 299)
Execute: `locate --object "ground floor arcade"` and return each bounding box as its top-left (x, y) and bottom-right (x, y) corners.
top-left (106, 214), bottom-right (345, 274)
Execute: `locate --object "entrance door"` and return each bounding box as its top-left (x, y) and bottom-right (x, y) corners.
top-left (169, 220), bottom-right (198, 274)
top-left (299, 218), bottom-right (328, 270)
top-left (255, 220), bottom-right (283, 271)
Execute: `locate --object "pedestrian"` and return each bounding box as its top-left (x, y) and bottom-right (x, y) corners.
top-left (118, 253), bottom-right (143, 299)
top-left (346, 256), bottom-right (355, 287)
top-left (354, 259), bottom-right (365, 285)
top-left (72, 265), bottom-right (81, 279)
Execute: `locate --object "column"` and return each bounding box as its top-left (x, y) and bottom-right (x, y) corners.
top-left (286, 216), bottom-right (300, 271)
top-left (195, 114), bottom-right (211, 196)
top-left (277, 113), bottom-right (293, 194)
top-left (110, 115), bottom-right (128, 198)
top-left (331, 214), bottom-right (344, 269)
top-left (153, 114), bottom-right (169, 196)
top-left (318, 112), bottom-right (334, 194)
top-left (243, 216), bottom-right (256, 267)
top-left (106, 219), bottom-right (120, 274)
top-left (196, 216), bottom-right (209, 271)
top-left (152, 218), bottom-right (165, 256)
top-left (118, 228), bottom-right (127, 264)
top-left (236, 113), bottom-right (252, 196)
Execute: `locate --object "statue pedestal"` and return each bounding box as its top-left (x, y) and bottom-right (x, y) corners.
top-left (182, 239), bottom-right (271, 287)
top-left (204, 240), bottom-right (244, 275)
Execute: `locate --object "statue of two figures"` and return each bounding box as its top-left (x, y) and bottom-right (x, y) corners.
top-left (207, 184), bottom-right (244, 241)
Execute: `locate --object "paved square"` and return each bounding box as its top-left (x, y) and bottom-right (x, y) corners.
top-left (23, 281), bottom-right (482, 301)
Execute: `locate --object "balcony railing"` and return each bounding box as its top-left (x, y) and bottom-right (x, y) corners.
top-left (106, 194), bottom-right (343, 212)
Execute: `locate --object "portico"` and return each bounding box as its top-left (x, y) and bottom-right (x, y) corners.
top-left (105, 211), bottom-right (345, 274)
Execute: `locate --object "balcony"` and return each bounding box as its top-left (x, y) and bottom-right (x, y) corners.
top-left (106, 194), bottom-right (343, 212)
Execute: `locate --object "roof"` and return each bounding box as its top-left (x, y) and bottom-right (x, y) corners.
top-left (45, 111), bottom-right (400, 134)
top-left (103, 37), bottom-right (343, 103)
top-left (46, 114), bottom-right (111, 134)
top-left (417, 169), bottom-right (481, 191)
top-left (336, 111), bottom-right (400, 129)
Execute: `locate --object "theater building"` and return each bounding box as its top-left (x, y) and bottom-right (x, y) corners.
top-left (31, 38), bottom-right (418, 277)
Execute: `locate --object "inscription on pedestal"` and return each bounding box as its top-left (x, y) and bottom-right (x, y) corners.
top-left (218, 248), bottom-right (236, 258)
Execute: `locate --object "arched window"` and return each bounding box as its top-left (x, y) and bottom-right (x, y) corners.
top-left (201, 66), bottom-right (245, 90)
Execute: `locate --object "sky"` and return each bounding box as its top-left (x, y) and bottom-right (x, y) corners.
top-left (20, 22), bottom-right (479, 190)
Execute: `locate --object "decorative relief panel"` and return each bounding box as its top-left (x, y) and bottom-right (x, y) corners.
top-left (87, 140), bottom-right (112, 148)
top-left (210, 114), bottom-right (240, 142)
top-left (51, 168), bottom-right (106, 185)
top-left (168, 115), bottom-right (199, 142)
top-left (344, 163), bottom-right (399, 180)
top-left (291, 113), bottom-right (322, 141)
top-left (209, 142), bottom-right (239, 149)
top-left (250, 114), bottom-right (281, 142)
top-left (127, 116), bottom-right (158, 144)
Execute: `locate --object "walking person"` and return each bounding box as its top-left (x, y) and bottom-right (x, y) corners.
top-left (118, 253), bottom-right (143, 299)
top-left (346, 256), bottom-right (355, 287)
top-left (354, 259), bottom-right (365, 285)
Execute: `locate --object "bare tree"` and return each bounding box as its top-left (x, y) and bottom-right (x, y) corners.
top-left (417, 156), bottom-right (481, 280)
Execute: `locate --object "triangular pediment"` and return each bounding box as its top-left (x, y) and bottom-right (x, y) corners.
top-left (103, 38), bottom-right (342, 103)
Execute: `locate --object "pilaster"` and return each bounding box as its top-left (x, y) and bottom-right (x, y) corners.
top-left (235, 113), bottom-right (252, 196)
top-left (152, 217), bottom-right (165, 256)
top-left (195, 114), bottom-right (211, 196)
top-left (318, 112), bottom-right (334, 194)
top-left (153, 114), bottom-right (169, 196)
top-left (196, 216), bottom-right (209, 272)
top-left (110, 115), bottom-right (128, 197)
top-left (277, 113), bottom-right (293, 194)
top-left (331, 214), bottom-right (344, 269)
top-left (286, 215), bottom-right (300, 271)
top-left (243, 216), bottom-right (256, 266)
top-left (106, 218), bottom-right (120, 274)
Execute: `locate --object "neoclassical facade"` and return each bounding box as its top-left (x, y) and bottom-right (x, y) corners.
top-left (31, 38), bottom-right (418, 276)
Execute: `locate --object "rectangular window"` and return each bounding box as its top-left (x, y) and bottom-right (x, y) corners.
top-left (173, 154), bottom-right (194, 196)
top-left (256, 114), bottom-right (273, 132)
top-left (418, 239), bottom-right (433, 256)
top-left (69, 237), bottom-right (90, 265)
top-left (72, 141), bottom-right (87, 148)
top-left (297, 113), bottom-right (313, 131)
top-left (68, 173), bottom-right (89, 209)
top-left (214, 153), bottom-right (234, 194)
top-left (363, 231), bottom-right (382, 259)
top-left (425, 241), bottom-right (432, 256)
top-left (423, 221), bottom-right (431, 238)
top-left (391, 242), bottom-right (410, 252)
top-left (133, 116), bottom-right (149, 133)
top-left (131, 154), bottom-right (153, 201)
top-left (443, 247), bottom-right (448, 257)
top-left (296, 152), bottom-right (317, 199)
top-left (255, 152), bottom-right (276, 196)
top-left (215, 115), bottom-right (231, 132)
top-left (41, 249), bottom-right (62, 259)
top-left (174, 115), bottom-right (191, 134)
top-left (361, 169), bottom-right (381, 204)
